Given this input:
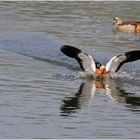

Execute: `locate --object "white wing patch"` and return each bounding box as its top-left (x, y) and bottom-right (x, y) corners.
top-left (106, 54), bottom-right (126, 73)
top-left (78, 53), bottom-right (96, 74)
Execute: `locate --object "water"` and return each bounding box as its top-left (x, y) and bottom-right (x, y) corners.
top-left (0, 1), bottom-right (140, 139)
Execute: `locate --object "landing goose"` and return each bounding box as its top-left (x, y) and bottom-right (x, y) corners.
top-left (61, 45), bottom-right (140, 77)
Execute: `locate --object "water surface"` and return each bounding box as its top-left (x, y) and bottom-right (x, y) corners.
top-left (0, 1), bottom-right (140, 139)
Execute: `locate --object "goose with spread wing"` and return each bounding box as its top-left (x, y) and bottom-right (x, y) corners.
top-left (60, 45), bottom-right (140, 77)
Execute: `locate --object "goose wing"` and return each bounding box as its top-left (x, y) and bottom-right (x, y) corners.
top-left (105, 50), bottom-right (140, 73)
top-left (60, 45), bottom-right (97, 73)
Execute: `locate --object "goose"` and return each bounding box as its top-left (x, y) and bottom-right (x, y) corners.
top-left (60, 45), bottom-right (140, 77)
top-left (113, 17), bottom-right (140, 33)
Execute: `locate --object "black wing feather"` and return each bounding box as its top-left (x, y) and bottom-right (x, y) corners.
top-left (60, 45), bottom-right (97, 73)
top-left (124, 50), bottom-right (140, 63)
top-left (60, 45), bottom-right (84, 70)
top-left (60, 45), bottom-right (81, 59)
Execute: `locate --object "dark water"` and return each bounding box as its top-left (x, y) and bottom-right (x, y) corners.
top-left (0, 1), bottom-right (140, 139)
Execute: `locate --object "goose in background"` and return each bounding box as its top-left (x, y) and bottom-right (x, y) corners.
top-left (113, 17), bottom-right (140, 33)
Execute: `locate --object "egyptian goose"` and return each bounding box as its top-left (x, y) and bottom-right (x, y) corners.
top-left (113, 17), bottom-right (140, 33)
top-left (61, 45), bottom-right (140, 78)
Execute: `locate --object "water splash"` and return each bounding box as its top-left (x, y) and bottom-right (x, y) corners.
top-left (53, 71), bottom-right (87, 81)
top-left (110, 69), bottom-right (140, 80)
top-left (53, 68), bottom-right (140, 81)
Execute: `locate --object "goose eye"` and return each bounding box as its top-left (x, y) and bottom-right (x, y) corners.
top-left (96, 62), bottom-right (102, 69)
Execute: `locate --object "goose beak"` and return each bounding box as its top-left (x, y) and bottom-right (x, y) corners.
top-left (112, 20), bottom-right (116, 25)
top-left (100, 65), bottom-right (105, 70)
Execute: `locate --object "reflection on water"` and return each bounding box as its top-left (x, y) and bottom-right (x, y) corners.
top-left (61, 80), bottom-right (96, 115)
top-left (61, 78), bottom-right (140, 116)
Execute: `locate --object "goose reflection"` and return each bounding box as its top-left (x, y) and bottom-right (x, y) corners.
top-left (61, 79), bottom-right (140, 115)
top-left (60, 80), bottom-right (96, 115)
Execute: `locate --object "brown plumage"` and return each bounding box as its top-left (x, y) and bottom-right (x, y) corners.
top-left (113, 17), bottom-right (140, 33)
